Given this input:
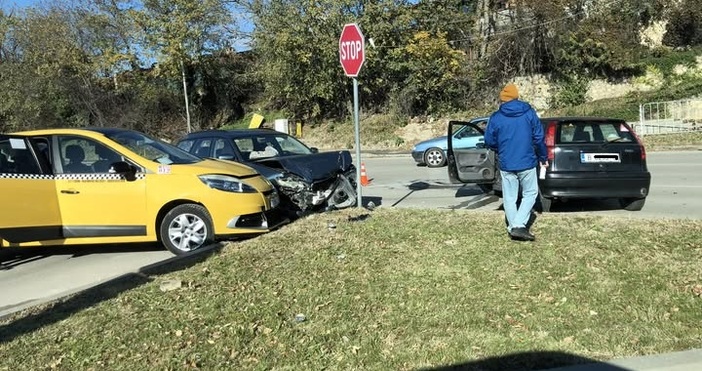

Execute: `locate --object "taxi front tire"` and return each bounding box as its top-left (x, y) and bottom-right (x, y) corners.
top-left (159, 204), bottom-right (214, 255)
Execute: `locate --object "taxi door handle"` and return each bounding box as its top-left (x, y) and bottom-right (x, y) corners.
top-left (60, 189), bottom-right (80, 195)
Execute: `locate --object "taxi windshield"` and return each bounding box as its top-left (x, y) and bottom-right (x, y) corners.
top-left (106, 131), bottom-right (202, 165)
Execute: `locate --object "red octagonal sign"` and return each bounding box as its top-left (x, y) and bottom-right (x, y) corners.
top-left (339, 23), bottom-right (365, 77)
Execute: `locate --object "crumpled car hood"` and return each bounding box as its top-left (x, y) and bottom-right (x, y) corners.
top-left (253, 151), bottom-right (354, 182)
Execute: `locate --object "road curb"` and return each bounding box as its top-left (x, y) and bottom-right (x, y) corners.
top-left (541, 348), bottom-right (702, 371)
top-left (0, 242), bottom-right (225, 321)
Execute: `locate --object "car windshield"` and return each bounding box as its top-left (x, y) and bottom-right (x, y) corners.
top-left (106, 131), bottom-right (202, 165)
top-left (557, 121), bottom-right (636, 144)
top-left (234, 133), bottom-right (313, 160)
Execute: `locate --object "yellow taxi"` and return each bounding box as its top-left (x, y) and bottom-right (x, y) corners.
top-left (0, 128), bottom-right (285, 255)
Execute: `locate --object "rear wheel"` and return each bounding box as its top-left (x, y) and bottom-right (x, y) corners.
top-left (159, 204), bottom-right (214, 255)
top-left (424, 147), bottom-right (446, 168)
top-left (620, 197), bottom-right (646, 211)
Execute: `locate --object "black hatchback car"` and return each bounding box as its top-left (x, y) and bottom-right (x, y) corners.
top-left (447, 117), bottom-right (651, 212)
top-left (176, 129), bottom-right (357, 217)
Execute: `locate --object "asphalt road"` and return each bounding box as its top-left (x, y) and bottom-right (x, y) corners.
top-left (1, 150), bottom-right (700, 318)
top-left (362, 150), bottom-right (702, 220)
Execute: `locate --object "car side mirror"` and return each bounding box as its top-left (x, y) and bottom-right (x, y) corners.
top-left (110, 161), bottom-right (137, 181)
top-left (217, 155), bottom-right (235, 161)
top-left (310, 147), bottom-right (319, 153)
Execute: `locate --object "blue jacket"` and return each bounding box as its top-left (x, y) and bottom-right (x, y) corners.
top-left (485, 100), bottom-right (548, 172)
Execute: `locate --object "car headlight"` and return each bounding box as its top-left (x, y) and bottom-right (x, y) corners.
top-left (198, 174), bottom-right (258, 193)
top-left (269, 191), bottom-right (280, 208)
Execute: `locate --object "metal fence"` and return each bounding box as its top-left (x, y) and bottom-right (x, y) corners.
top-left (633, 98), bottom-right (702, 135)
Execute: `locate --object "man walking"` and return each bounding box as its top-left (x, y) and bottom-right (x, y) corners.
top-left (484, 83), bottom-right (548, 241)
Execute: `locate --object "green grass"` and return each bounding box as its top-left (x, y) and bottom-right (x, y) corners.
top-left (642, 131), bottom-right (702, 151)
top-left (1, 209), bottom-right (701, 370)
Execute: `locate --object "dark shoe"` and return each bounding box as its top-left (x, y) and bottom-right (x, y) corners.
top-left (506, 213), bottom-right (537, 232)
top-left (509, 227), bottom-right (535, 241)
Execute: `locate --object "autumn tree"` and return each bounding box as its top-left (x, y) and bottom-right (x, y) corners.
top-left (132, 0), bottom-right (236, 133)
top-left (0, 7), bottom-right (93, 131)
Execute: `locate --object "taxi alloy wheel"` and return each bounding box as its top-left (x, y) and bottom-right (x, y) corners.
top-left (159, 204), bottom-right (214, 255)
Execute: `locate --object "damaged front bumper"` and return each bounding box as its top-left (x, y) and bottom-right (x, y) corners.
top-left (224, 207), bottom-right (289, 233)
top-left (275, 167), bottom-right (357, 215)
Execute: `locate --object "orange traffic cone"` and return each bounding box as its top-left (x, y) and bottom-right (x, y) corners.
top-left (360, 162), bottom-right (370, 186)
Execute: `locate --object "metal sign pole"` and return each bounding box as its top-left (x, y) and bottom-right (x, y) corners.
top-left (353, 77), bottom-right (362, 208)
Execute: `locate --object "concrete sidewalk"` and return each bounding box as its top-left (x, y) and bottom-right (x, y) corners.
top-left (543, 349), bottom-right (702, 371)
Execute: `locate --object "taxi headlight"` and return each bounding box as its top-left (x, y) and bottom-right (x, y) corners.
top-left (199, 174), bottom-right (257, 193)
top-left (269, 191), bottom-right (280, 208)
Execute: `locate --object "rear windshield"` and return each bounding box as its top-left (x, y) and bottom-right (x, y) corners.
top-left (556, 121), bottom-right (636, 144)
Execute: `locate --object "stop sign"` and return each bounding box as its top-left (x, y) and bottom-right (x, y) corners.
top-left (339, 23), bottom-right (365, 77)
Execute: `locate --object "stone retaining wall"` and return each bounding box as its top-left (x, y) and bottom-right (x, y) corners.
top-left (512, 55), bottom-right (702, 113)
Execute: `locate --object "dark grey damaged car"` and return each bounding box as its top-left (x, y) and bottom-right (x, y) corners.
top-left (176, 129), bottom-right (357, 217)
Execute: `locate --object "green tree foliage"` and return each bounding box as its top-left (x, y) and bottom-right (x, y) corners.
top-left (388, 31), bottom-right (469, 115)
top-left (247, 0), bottom-right (352, 121)
top-left (249, 0), bottom-right (474, 121)
top-left (663, 0), bottom-right (702, 47)
top-left (0, 0), bottom-right (694, 136)
top-left (0, 7), bottom-right (90, 131)
top-left (386, 1), bottom-right (474, 115)
top-left (131, 0), bottom-right (235, 132)
top-left (133, 0), bottom-right (233, 71)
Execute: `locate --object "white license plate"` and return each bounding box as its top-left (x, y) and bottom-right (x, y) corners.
top-left (580, 153), bottom-right (621, 163)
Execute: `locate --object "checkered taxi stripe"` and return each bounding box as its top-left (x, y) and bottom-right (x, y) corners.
top-left (0, 172), bottom-right (146, 180)
top-left (0, 173), bottom-right (53, 180)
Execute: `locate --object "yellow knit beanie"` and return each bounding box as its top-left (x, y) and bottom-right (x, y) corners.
top-left (499, 83), bottom-right (519, 102)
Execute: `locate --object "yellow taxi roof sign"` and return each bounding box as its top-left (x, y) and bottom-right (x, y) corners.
top-left (249, 114), bottom-right (265, 129)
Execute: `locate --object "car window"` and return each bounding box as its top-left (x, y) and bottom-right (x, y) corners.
top-left (32, 138), bottom-right (52, 169)
top-left (453, 124), bottom-right (482, 138)
top-left (193, 139), bottom-right (213, 158)
top-left (177, 139), bottom-right (194, 152)
top-left (106, 131), bottom-right (201, 165)
top-left (0, 137), bottom-right (42, 174)
top-left (56, 136), bottom-right (124, 174)
top-left (233, 138), bottom-right (253, 152)
top-left (213, 139), bottom-right (236, 159)
top-left (558, 121), bottom-right (635, 144)
top-left (232, 137), bottom-right (269, 159)
top-left (273, 135), bottom-right (313, 155)
top-left (232, 133), bottom-right (313, 160)
top-left (248, 136), bottom-right (281, 159)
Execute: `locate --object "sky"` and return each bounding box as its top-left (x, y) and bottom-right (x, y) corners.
top-left (1, 0), bottom-right (255, 50)
top-left (2, 0), bottom-right (39, 11)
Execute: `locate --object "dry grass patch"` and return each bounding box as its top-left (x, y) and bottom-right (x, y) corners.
top-left (642, 131), bottom-right (702, 151)
top-left (0, 208), bottom-right (701, 370)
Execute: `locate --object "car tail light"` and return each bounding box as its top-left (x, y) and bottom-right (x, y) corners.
top-left (628, 124), bottom-right (646, 161)
top-left (545, 121), bottom-right (557, 161)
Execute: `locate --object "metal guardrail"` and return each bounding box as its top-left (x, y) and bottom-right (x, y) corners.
top-left (635, 98), bottom-right (702, 135)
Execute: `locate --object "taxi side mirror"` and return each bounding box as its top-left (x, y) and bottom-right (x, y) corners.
top-left (110, 161), bottom-right (138, 181)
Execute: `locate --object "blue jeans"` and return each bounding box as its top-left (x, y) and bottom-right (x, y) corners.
top-left (500, 167), bottom-right (538, 232)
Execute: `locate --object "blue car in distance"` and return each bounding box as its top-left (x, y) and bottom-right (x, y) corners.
top-left (411, 117), bottom-right (488, 167)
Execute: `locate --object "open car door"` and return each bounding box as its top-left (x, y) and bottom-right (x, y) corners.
top-left (446, 120), bottom-right (497, 185)
top-left (0, 135), bottom-right (63, 244)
